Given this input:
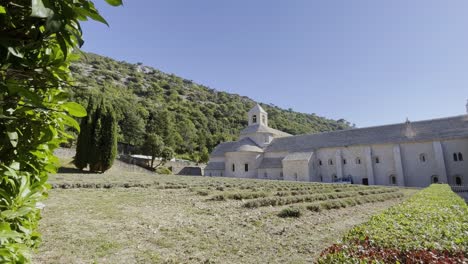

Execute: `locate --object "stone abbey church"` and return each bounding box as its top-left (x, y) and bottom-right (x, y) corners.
top-left (205, 102), bottom-right (468, 187)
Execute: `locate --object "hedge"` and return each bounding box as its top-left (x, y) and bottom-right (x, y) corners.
top-left (318, 184), bottom-right (468, 263)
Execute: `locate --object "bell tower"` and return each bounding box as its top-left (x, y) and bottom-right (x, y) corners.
top-left (248, 104), bottom-right (268, 126)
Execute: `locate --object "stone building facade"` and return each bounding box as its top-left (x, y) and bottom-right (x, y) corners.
top-left (204, 102), bottom-right (468, 187)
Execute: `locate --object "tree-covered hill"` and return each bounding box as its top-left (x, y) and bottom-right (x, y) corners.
top-left (69, 53), bottom-right (352, 161)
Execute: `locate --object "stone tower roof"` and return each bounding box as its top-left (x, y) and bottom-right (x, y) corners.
top-left (248, 103), bottom-right (267, 115)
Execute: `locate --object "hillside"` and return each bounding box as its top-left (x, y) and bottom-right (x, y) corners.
top-left (69, 53), bottom-right (352, 161)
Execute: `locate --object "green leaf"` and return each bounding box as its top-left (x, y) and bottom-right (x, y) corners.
top-left (0, 6), bottom-right (6, 14)
top-left (61, 102), bottom-right (86, 117)
top-left (61, 114), bottom-right (81, 132)
top-left (104, 0), bottom-right (123, 7)
top-left (7, 131), bottom-right (18, 147)
top-left (31, 0), bottom-right (54, 18)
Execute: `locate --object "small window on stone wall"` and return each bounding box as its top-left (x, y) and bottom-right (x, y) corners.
top-left (294, 173), bottom-right (298, 181)
top-left (343, 159), bottom-right (347, 165)
top-left (232, 164), bottom-right (235, 172)
top-left (356, 157), bottom-right (361, 164)
top-left (328, 159), bottom-right (333, 165)
top-left (245, 163), bottom-right (249, 172)
top-left (375, 157), bottom-right (380, 164)
top-left (319, 175), bottom-right (323, 182)
top-left (431, 175), bottom-right (439, 184)
top-left (264, 172), bottom-right (267, 178)
top-left (455, 176), bottom-right (462, 186)
top-left (318, 160), bottom-right (322, 166)
top-left (420, 153), bottom-right (427, 163)
top-left (458, 152), bottom-right (464, 161)
top-left (453, 153), bottom-right (458, 162)
top-left (390, 175), bottom-right (397, 185)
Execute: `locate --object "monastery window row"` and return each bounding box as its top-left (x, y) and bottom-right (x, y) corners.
top-left (453, 152), bottom-right (464, 162)
top-left (318, 157), bottom-right (363, 166)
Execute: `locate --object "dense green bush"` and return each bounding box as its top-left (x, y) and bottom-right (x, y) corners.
top-left (278, 207), bottom-right (301, 218)
top-left (318, 184), bottom-right (468, 263)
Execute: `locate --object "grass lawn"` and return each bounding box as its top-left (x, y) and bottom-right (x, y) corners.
top-left (34, 161), bottom-right (417, 263)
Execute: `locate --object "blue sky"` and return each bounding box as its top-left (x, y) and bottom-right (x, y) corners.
top-left (81, 0), bottom-right (468, 127)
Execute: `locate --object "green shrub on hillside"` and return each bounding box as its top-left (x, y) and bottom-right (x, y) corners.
top-left (318, 184), bottom-right (468, 263)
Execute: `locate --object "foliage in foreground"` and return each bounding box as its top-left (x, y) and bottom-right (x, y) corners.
top-left (75, 97), bottom-right (117, 172)
top-left (318, 184), bottom-right (468, 263)
top-left (0, 0), bottom-right (120, 262)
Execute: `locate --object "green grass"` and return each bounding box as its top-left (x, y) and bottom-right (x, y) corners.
top-left (35, 164), bottom-right (416, 263)
top-left (318, 184), bottom-right (468, 263)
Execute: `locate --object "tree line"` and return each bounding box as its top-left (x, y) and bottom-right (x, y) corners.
top-left (68, 53), bottom-right (353, 163)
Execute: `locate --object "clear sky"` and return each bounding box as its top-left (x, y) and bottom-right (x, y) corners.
top-left (81, 0), bottom-right (468, 127)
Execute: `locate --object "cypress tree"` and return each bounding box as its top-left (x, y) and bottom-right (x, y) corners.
top-left (89, 100), bottom-right (103, 172)
top-left (75, 97), bottom-right (117, 173)
top-left (100, 104), bottom-right (118, 172)
top-left (74, 97), bottom-right (96, 170)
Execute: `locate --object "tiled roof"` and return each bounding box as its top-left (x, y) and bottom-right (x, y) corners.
top-left (266, 115), bottom-right (468, 152)
top-left (210, 137), bottom-right (263, 157)
top-left (282, 152), bottom-right (313, 161)
top-left (240, 124), bottom-right (291, 137)
top-left (258, 158), bottom-right (283, 169)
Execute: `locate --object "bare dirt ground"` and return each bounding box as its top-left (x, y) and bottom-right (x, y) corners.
top-left (34, 165), bottom-right (416, 264)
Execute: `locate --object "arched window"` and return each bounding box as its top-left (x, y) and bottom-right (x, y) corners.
top-left (458, 152), bottom-right (464, 161)
top-left (453, 153), bottom-right (458, 162)
top-left (375, 157), bottom-right (380, 164)
top-left (455, 176), bottom-right (462, 186)
top-left (419, 154), bottom-right (426, 163)
top-left (328, 159), bottom-right (333, 165)
top-left (244, 163), bottom-right (249, 172)
top-left (343, 159), bottom-right (347, 165)
top-left (356, 157), bottom-right (361, 164)
top-left (232, 164), bottom-right (235, 172)
top-left (431, 175), bottom-right (439, 184)
top-left (318, 160), bottom-right (322, 166)
top-left (390, 175), bottom-right (397, 185)
top-left (252, 115), bottom-right (257, 123)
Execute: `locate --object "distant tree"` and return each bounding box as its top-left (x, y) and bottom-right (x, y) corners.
top-left (200, 147), bottom-right (210, 163)
top-left (120, 111), bottom-right (145, 146)
top-left (142, 133), bottom-right (165, 168)
top-left (75, 98), bottom-right (117, 173)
